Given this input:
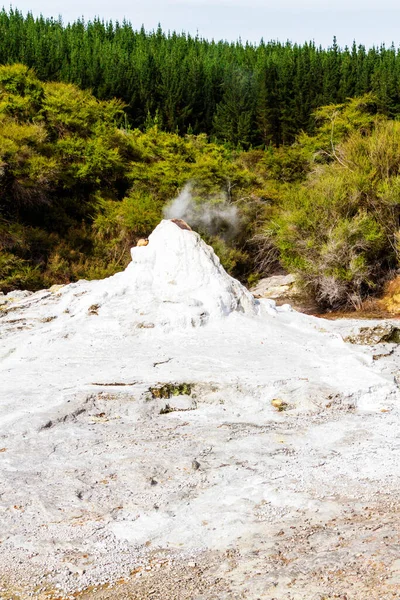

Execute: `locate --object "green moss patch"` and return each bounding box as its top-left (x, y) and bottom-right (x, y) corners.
top-left (149, 383), bottom-right (193, 399)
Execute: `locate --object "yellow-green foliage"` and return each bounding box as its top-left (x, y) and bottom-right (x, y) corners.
top-left (298, 94), bottom-right (381, 158)
top-left (43, 82), bottom-right (124, 136)
top-left (0, 64), bottom-right (44, 119)
top-left (0, 65), bottom-right (261, 292)
top-left (269, 99), bottom-right (400, 308)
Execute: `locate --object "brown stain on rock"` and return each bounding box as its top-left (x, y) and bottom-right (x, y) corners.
top-left (170, 219), bottom-right (192, 231)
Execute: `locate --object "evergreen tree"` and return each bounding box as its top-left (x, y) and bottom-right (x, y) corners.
top-left (213, 68), bottom-right (255, 148)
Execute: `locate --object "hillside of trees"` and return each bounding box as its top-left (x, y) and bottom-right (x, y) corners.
top-left (2, 9), bottom-right (400, 148)
top-left (2, 63), bottom-right (400, 310)
top-left (0, 64), bottom-right (261, 293)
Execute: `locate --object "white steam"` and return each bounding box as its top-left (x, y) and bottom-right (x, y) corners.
top-left (163, 183), bottom-right (239, 238)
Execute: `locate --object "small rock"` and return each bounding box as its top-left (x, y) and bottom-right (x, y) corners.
top-left (250, 274), bottom-right (316, 313)
top-left (192, 460), bottom-right (200, 471)
top-left (343, 323), bottom-right (400, 345)
top-left (251, 274), bottom-right (297, 299)
top-left (271, 398), bottom-right (288, 411)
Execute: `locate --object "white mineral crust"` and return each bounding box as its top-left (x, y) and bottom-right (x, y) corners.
top-left (1, 219), bottom-right (400, 597)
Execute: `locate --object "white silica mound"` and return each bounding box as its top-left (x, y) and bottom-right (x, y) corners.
top-left (53, 219), bottom-right (258, 331)
top-left (125, 219), bottom-right (258, 326)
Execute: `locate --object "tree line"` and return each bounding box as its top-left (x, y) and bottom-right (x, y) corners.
top-left (2, 8), bottom-right (400, 147)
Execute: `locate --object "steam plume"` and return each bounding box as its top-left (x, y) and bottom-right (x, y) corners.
top-left (163, 183), bottom-right (239, 238)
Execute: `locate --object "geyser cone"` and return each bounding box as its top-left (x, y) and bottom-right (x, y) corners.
top-left (124, 219), bottom-right (257, 328)
top-left (53, 220), bottom-right (258, 331)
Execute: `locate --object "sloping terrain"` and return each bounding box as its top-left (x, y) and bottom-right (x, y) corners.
top-left (1, 221), bottom-right (400, 599)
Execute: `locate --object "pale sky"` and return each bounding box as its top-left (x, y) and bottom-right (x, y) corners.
top-left (7, 0), bottom-right (400, 48)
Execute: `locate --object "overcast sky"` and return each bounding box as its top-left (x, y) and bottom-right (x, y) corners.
top-left (7, 0), bottom-right (400, 48)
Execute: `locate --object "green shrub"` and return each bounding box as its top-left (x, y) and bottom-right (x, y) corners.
top-left (268, 111), bottom-right (400, 307)
top-left (0, 252), bottom-right (43, 291)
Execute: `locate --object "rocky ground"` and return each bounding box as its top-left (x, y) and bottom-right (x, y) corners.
top-left (1, 221), bottom-right (400, 599)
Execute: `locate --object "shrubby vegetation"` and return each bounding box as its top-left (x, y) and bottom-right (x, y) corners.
top-left (265, 98), bottom-right (400, 308)
top-left (0, 64), bottom-right (262, 292)
top-left (1, 64), bottom-right (400, 310)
